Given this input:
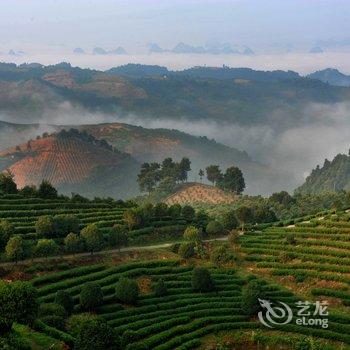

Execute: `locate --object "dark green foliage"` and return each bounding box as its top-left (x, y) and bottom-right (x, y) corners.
top-left (38, 180), bottom-right (57, 199)
top-left (5, 236), bottom-right (24, 263)
top-left (181, 205), bottom-right (195, 221)
top-left (67, 313), bottom-right (117, 350)
top-left (39, 315), bottom-right (65, 330)
top-left (80, 223), bottom-right (103, 254)
top-left (211, 244), bottom-right (234, 266)
top-left (80, 282), bottom-right (103, 310)
top-left (115, 278), bottom-right (139, 305)
top-left (64, 233), bottom-right (81, 254)
top-left (168, 204), bottom-right (182, 218)
top-left (35, 216), bottom-right (55, 238)
top-left (221, 210), bottom-right (238, 230)
top-left (0, 220), bottom-right (14, 249)
top-left (242, 280), bottom-right (265, 316)
top-left (53, 214), bottom-right (80, 235)
top-left (235, 206), bottom-right (254, 228)
top-left (194, 210), bottom-right (209, 231)
top-left (191, 268), bottom-right (214, 292)
top-left (35, 239), bottom-right (59, 258)
top-left (253, 206), bottom-right (277, 223)
top-left (205, 165), bottom-right (222, 185)
top-left (218, 166), bottom-right (245, 194)
top-left (151, 278), bottom-right (168, 297)
top-left (297, 153), bottom-right (350, 194)
top-left (38, 303), bottom-right (67, 317)
top-left (153, 203), bottom-right (169, 218)
top-left (206, 220), bottom-right (223, 235)
top-left (0, 281), bottom-right (38, 329)
top-left (0, 171), bottom-right (18, 194)
top-left (55, 290), bottom-right (74, 314)
top-left (178, 242), bottom-right (195, 259)
top-left (108, 224), bottom-right (128, 250)
top-left (285, 233), bottom-right (297, 245)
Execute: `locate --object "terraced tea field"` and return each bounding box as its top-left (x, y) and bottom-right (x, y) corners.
top-left (31, 260), bottom-right (350, 349)
top-left (240, 211), bottom-right (350, 308)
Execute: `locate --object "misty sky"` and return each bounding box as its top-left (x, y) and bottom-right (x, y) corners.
top-left (1, 0), bottom-right (350, 50)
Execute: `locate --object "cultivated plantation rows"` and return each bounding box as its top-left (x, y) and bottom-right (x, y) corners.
top-left (240, 211), bottom-right (350, 307)
top-left (31, 260), bottom-right (350, 349)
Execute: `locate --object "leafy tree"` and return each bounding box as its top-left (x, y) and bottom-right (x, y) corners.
top-left (38, 303), bottom-right (67, 318)
top-left (137, 162), bottom-right (160, 193)
top-left (181, 205), bottom-right (195, 221)
top-left (151, 278), bottom-right (167, 297)
top-left (35, 215), bottom-right (55, 238)
top-left (198, 169), bottom-right (204, 182)
top-left (80, 283), bottom-right (103, 310)
top-left (206, 220), bottom-right (224, 235)
top-left (109, 224), bottom-right (128, 251)
top-left (67, 313), bottom-right (117, 350)
top-left (178, 242), bottom-right (195, 259)
top-left (0, 220), bottom-right (14, 249)
top-left (115, 278), bottom-right (139, 305)
top-left (161, 158), bottom-right (178, 179)
top-left (211, 244), bottom-right (233, 266)
top-left (178, 157), bottom-right (191, 182)
top-left (191, 268), bottom-right (214, 292)
top-left (123, 209), bottom-right (141, 231)
top-left (55, 290), bottom-right (74, 315)
top-left (221, 210), bottom-right (238, 230)
top-left (64, 233), bottom-right (81, 254)
top-left (168, 204), bottom-right (182, 218)
top-left (20, 185), bottom-right (38, 197)
top-left (0, 171), bottom-right (17, 194)
top-left (0, 280), bottom-right (38, 331)
top-left (5, 236), bottom-right (24, 263)
top-left (253, 206), bottom-right (277, 223)
top-left (183, 226), bottom-right (202, 243)
top-left (53, 214), bottom-right (80, 236)
top-left (35, 239), bottom-right (59, 259)
top-left (153, 202), bottom-right (168, 218)
top-left (269, 191), bottom-right (295, 207)
top-left (206, 165), bottom-right (222, 185)
top-left (194, 210), bottom-right (209, 231)
top-left (81, 224), bottom-right (103, 255)
top-left (242, 280), bottom-right (265, 316)
top-left (38, 180), bottom-right (57, 199)
top-left (218, 166), bottom-right (245, 194)
top-left (235, 206), bottom-right (254, 229)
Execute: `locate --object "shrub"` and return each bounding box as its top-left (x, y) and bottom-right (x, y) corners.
top-left (115, 278), bottom-right (139, 305)
top-left (39, 315), bottom-right (65, 330)
top-left (206, 220), bottom-right (224, 235)
top-left (285, 233), bottom-right (297, 245)
top-left (0, 281), bottom-right (38, 329)
top-left (5, 236), bottom-right (24, 263)
top-left (35, 215), bottom-right (55, 238)
top-left (181, 205), bottom-right (195, 221)
top-left (211, 244), bottom-right (233, 266)
top-left (64, 232), bottom-right (81, 254)
top-left (0, 172), bottom-right (18, 194)
top-left (38, 180), bottom-right (57, 199)
top-left (80, 283), bottom-right (103, 310)
top-left (178, 242), bottom-right (195, 259)
top-left (108, 224), bottom-right (128, 250)
top-left (55, 290), bottom-right (74, 314)
top-left (191, 268), bottom-right (214, 292)
top-left (0, 220), bottom-right (14, 249)
top-left (242, 280), bottom-right (265, 316)
top-left (53, 214), bottom-right (80, 236)
top-left (80, 224), bottom-right (103, 254)
top-left (183, 226), bottom-right (201, 243)
top-left (151, 278), bottom-right (167, 297)
top-left (67, 313), bottom-right (117, 350)
top-left (38, 303), bottom-right (66, 317)
top-left (221, 210), bottom-right (238, 230)
top-left (35, 239), bottom-right (59, 259)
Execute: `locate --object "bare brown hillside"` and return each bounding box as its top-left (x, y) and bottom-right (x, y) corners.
top-left (165, 182), bottom-right (236, 205)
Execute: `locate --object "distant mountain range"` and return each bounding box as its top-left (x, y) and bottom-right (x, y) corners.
top-left (148, 42), bottom-right (254, 55)
top-left (307, 68), bottom-right (350, 87)
top-left (296, 151), bottom-right (350, 194)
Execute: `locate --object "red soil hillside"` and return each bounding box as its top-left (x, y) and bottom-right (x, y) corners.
top-left (165, 182), bottom-right (236, 205)
top-left (0, 130), bottom-right (140, 198)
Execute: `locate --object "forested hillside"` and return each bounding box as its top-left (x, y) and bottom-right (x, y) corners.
top-left (296, 152), bottom-right (350, 194)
